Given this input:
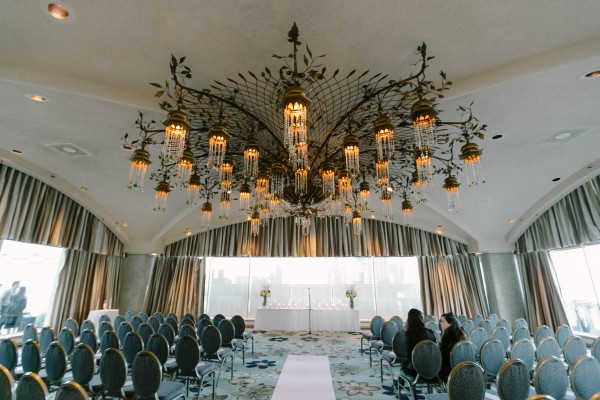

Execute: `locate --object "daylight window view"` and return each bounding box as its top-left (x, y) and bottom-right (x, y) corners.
top-left (0, 240), bottom-right (63, 337)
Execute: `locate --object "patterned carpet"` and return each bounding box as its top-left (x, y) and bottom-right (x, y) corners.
top-left (47, 330), bottom-right (578, 399)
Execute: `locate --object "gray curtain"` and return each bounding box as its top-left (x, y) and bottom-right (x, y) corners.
top-left (47, 249), bottom-right (122, 331)
top-left (419, 255), bottom-right (488, 318)
top-left (515, 174), bottom-right (600, 330)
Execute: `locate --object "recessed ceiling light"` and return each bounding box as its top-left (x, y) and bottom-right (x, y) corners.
top-left (584, 69), bottom-right (600, 78)
top-left (29, 95), bottom-right (47, 102)
top-left (552, 177), bottom-right (561, 182)
top-left (62, 146), bottom-right (77, 153)
top-left (47, 2), bottom-right (70, 20)
top-left (122, 223), bottom-right (128, 227)
top-left (507, 218), bottom-right (515, 224)
top-left (79, 186), bottom-right (88, 191)
top-left (491, 134), bottom-right (503, 140)
top-left (554, 132), bottom-right (573, 140)
top-left (11, 149), bottom-right (22, 154)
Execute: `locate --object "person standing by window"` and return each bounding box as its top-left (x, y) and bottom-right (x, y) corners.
top-left (0, 281), bottom-right (19, 332)
top-left (0, 286), bottom-right (27, 333)
top-left (438, 312), bottom-right (465, 382)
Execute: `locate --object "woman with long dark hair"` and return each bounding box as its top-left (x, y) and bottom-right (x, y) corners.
top-left (402, 308), bottom-right (436, 376)
top-left (438, 312), bottom-right (465, 381)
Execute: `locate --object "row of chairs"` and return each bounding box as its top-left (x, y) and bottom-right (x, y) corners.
top-left (0, 369), bottom-right (91, 400)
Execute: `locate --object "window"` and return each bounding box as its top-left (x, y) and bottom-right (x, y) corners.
top-left (550, 244), bottom-right (600, 335)
top-left (0, 240), bottom-right (63, 336)
top-left (204, 256), bottom-right (421, 320)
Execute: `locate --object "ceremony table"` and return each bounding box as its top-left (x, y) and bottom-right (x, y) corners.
top-left (86, 308), bottom-right (120, 334)
top-left (254, 308), bottom-right (359, 332)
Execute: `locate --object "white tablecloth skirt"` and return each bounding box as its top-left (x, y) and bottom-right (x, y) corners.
top-left (254, 309), bottom-right (359, 332)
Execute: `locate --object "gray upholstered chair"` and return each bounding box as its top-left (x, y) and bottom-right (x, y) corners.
top-left (158, 323), bottom-right (176, 349)
top-left (381, 329), bottom-right (408, 385)
top-left (218, 319), bottom-right (244, 364)
top-left (20, 339), bottom-right (43, 375)
top-left (231, 314), bottom-right (253, 355)
top-left (0, 338), bottom-right (18, 374)
top-left (147, 333), bottom-right (170, 373)
top-left (180, 316), bottom-right (195, 329)
top-left (166, 313), bottom-right (178, 323)
top-left (488, 314), bottom-right (499, 327)
top-left (425, 321), bottom-right (441, 342)
top-left (370, 320), bottom-right (397, 368)
top-left (471, 314), bottom-right (482, 327)
top-left (398, 340), bottom-right (443, 399)
top-left (496, 318), bottom-right (511, 332)
top-left (554, 325), bottom-right (572, 349)
top-left (126, 351), bottom-right (185, 400)
top-left (423, 361), bottom-right (486, 400)
top-left (178, 323), bottom-right (197, 341)
top-left (23, 323), bottom-right (39, 343)
top-left (569, 355), bottom-right (600, 400)
top-left (449, 340), bottom-right (477, 368)
top-left (98, 348), bottom-right (127, 398)
top-left (112, 315), bottom-right (125, 333)
top-left (201, 325), bottom-right (234, 381)
top-left (153, 312), bottom-right (165, 324)
top-left (39, 341), bottom-right (67, 390)
top-left (0, 364), bottom-right (15, 400)
top-left (212, 314), bottom-right (225, 329)
top-left (80, 320), bottom-right (95, 335)
top-left (39, 327), bottom-right (56, 358)
top-left (197, 318), bottom-right (213, 344)
top-left (479, 319), bottom-right (494, 336)
top-left (58, 327), bottom-right (75, 357)
top-left (361, 315), bottom-right (385, 353)
top-left (98, 314), bottom-right (112, 326)
top-left (592, 336), bottom-right (600, 362)
top-left (147, 316), bottom-right (161, 333)
top-left (55, 381), bottom-right (89, 400)
top-left (99, 330), bottom-right (120, 355)
top-left (533, 356), bottom-right (567, 400)
top-left (461, 320), bottom-right (475, 335)
top-left (15, 372), bottom-right (48, 400)
top-left (70, 343), bottom-right (96, 396)
top-left (534, 325), bottom-right (554, 346)
top-left (124, 311), bottom-right (134, 323)
top-left (390, 315), bottom-right (404, 330)
top-left (479, 338), bottom-right (506, 383)
top-left (563, 335), bottom-right (586, 368)
top-left (496, 358), bottom-right (530, 400)
top-left (457, 315), bottom-right (467, 325)
top-left (138, 312), bottom-right (149, 323)
top-left (510, 338), bottom-right (535, 373)
top-left (123, 332), bottom-right (143, 367)
top-left (513, 318), bottom-right (528, 331)
top-left (130, 316), bottom-right (143, 333)
top-left (136, 322), bottom-right (154, 349)
top-left (174, 335), bottom-right (218, 397)
top-left (117, 321), bottom-right (133, 347)
top-left (164, 316), bottom-right (179, 336)
top-left (513, 326), bottom-right (531, 343)
top-left (98, 321), bottom-right (113, 343)
top-left (491, 326), bottom-right (510, 352)
top-left (78, 329), bottom-right (97, 354)
top-left (469, 327), bottom-right (488, 354)
top-left (64, 318), bottom-right (79, 338)
top-left (536, 337), bottom-right (561, 363)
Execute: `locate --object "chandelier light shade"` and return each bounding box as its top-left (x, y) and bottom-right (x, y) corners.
top-left (402, 197), bottom-right (414, 225)
top-left (460, 142), bottom-right (484, 186)
top-left (443, 174), bottom-right (461, 212)
top-left (128, 149), bottom-right (151, 190)
top-left (162, 110), bottom-right (190, 162)
top-left (177, 148), bottom-right (195, 187)
top-left (187, 173), bottom-right (200, 205)
top-left (207, 123), bottom-right (229, 169)
top-left (219, 191), bottom-right (231, 219)
top-left (251, 210), bottom-right (260, 236)
top-left (343, 133), bottom-right (360, 174)
top-left (412, 99), bottom-right (438, 151)
top-left (201, 201), bottom-right (213, 231)
top-left (219, 155), bottom-right (234, 193)
top-left (352, 210), bottom-right (362, 235)
top-left (239, 183), bottom-right (251, 210)
top-left (153, 179), bottom-right (171, 212)
top-left (123, 24), bottom-right (489, 236)
top-left (374, 116), bottom-right (395, 161)
top-left (243, 137), bottom-right (260, 178)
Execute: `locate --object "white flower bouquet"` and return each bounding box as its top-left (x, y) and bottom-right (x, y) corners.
top-left (260, 285), bottom-right (271, 307)
top-left (345, 286), bottom-right (357, 309)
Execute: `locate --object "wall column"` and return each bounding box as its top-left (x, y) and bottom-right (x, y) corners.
top-left (480, 252), bottom-right (526, 323)
top-left (117, 253), bottom-right (156, 313)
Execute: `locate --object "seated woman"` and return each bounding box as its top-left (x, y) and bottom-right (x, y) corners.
top-left (402, 308), bottom-right (436, 377)
top-left (438, 312), bottom-right (465, 382)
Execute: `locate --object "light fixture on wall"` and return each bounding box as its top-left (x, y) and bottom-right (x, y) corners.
top-left (123, 23), bottom-right (488, 235)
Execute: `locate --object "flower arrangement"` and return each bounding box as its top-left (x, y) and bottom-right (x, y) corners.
top-left (345, 285), bottom-right (357, 309)
top-left (260, 285), bottom-right (271, 307)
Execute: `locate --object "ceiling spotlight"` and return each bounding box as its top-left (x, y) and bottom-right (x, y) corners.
top-left (79, 186), bottom-right (88, 191)
top-left (122, 223), bottom-right (128, 227)
top-left (47, 2), bottom-right (70, 20)
top-left (554, 132), bottom-right (573, 141)
top-left (491, 134), bottom-right (503, 140)
top-left (584, 69), bottom-right (600, 79)
top-left (29, 95), bottom-right (47, 102)
top-left (552, 177), bottom-right (561, 182)
top-left (507, 218), bottom-right (515, 224)
top-left (11, 149), bottom-right (22, 154)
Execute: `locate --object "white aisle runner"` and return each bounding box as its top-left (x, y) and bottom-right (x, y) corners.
top-left (271, 355), bottom-right (336, 400)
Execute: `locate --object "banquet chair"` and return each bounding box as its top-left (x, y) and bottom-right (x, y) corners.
top-left (153, 311), bottom-right (165, 324)
top-left (471, 314), bottom-right (483, 327)
top-left (58, 327), bottom-right (75, 357)
top-left (124, 311), bottom-right (134, 323)
top-left (200, 325), bottom-right (234, 381)
top-left (15, 372), bottom-right (48, 400)
top-left (80, 320), bottom-right (95, 335)
top-left (534, 325), bottom-right (554, 346)
top-left (569, 355), bottom-right (600, 400)
top-left (97, 348), bottom-right (127, 399)
top-left (468, 327), bottom-right (488, 354)
top-left (397, 340), bottom-right (443, 399)
top-left (23, 323), bottom-right (38, 343)
top-left (197, 319), bottom-right (213, 344)
top-left (180, 316), bottom-right (195, 329)
top-left (212, 314), bottom-right (226, 329)
top-left (390, 315), bottom-right (404, 330)
top-left (509, 338), bottom-right (535, 376)
top-left (491, 326), bottom-right (510, 353)
top-left (361, 315), bottom-right (385, 354)
top-left (39, 327), bottom-right (56, 358)
top-left (554, 325), bottom-right (573, 349)
top-left (479, 338), bottom-right (506, 384)
top-left (231, 315), bottom-right (254, 355)
top-left (218, 319), bottom-right (244, 364)
top-left (496, 358), bottom-right (530, 400)
top-left (125, 351), bottom-right (185, 400)
top-left (0, 338), bottom-right (18, 374)
top-left (424, 315), bottom-right (436, 325)
top-left (147, 316), bottom-right (161, 333)
top-left (182, 313), bottom-right (195, 321)
top-left (39, 341), bottom-right (67, 391)
top-left (423, 361), bottom-right (485, 400)
top-left (457, 315), bottom-right (467, 325)
top-left (528, 396), bottom-right (556, 400)
top-left (381, 329), bottom-right (408, 385)
top-left (147, 333), bottom-right (172, 377)
top-left (488, 314), bottom-right (499, 327)
top-left (138, 312), bottom-right (149, 323)
top-left (70, 344), bottom-right (96, 396)
top-left (424, 321), bottom-right (441, 342)
top-left (136, 322), bottom-right (154, 349)
top-left (478, 319), bottom-right (494, 336)
top-left (461, 320), bottom-right (475, 336)
top-left (98, 321), bottom-right (113, 343)
top-left (513, 318), bottom-right (528, 331)
top-left (593, 336), bottom-right (600, 362)
top-left (117, 321), bottom-right (133, 347)
top-left (55, 381), bottom-right (89, 400)
top-left (157, 323), bottom-right (176, 350)
top-left (123, 332), bottom-right (144, 367)
top-left (99, 314), bottom-right (112, 326)
top-left (449, 340), bottom-right (477, 368)
top-left (16, 340), bottom-right (42, 378)
top-left (78, 329), bottom-right (97, 355)
top-left (164, 316), bottom-right (179, 336)
top-left (100, 330), bottom-right (120, 355)
top-left (130, 316), bottom-right (143, 333)
top-left (496, 318), bottom-right (511, 332)
top-left (173, 335), bottom-right (218, 398)
top-left (533, 356), bottom-right (567, 400)
top-left (370, 320), bottom-right (397, 372)
top-left (0, 364), bottom-right (15, 400)
top-left (563, 336), bottom-right (586, 368)
top-left (513, 326), bottom-right (531, 343)
top-left (112, 315), bottom-right (125, 333)
top-left (166, 313), bottom-right (178, 323)
top-left (536, 337), bottom-right (561, 363)
top-left (64, 319), bottom-right (79, 338)
top-left (178, 323), bottom-right (197, 341)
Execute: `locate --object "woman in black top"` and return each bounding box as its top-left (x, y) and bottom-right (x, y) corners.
top-left (402, 308), bottom-right (436, 376)
top-left (438, 312), bottom-right (465, 382)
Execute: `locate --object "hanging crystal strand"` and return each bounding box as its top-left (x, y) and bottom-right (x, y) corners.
top-left (402, 197), bottom-right (413, 226)
top-left (295, 166), bottom-right (308, 195)
top-left (412, 99), bottom-right (438, 151)
top-left (374, 115), bottom-right (395, 161)
top-left (270, 163), bottom-right (286, 199)
top-left (344, 204), bottom-right (353, 224)
top-left (219, 191), bottom-right (231, 219)
top-left (187, 173), bottom-right (200, 206)
top-left (376, 158), bottom-right (390, 186)
top-left (415, 148), bottom-right (433, 184)
top-left (250, 211), bottom-right (260, 236)
top-left (207, 123), bottom-right (229, 169)
top-left (128, 149), bottom-right (151, 191)
top-left (381, 189), bottom-right (393, 220)
top-left (443, 174), bottom-right (460, 212)
top-left (255, 170), bottom-right (270, 204)
top-left (239, 183), bottom-right (251, 210)
top-left (321, 161), bottom-right (336, 198)
top-left (338, 169), bottom-right (352, 202)
top-left (295, 215), bottom-right (311, 236)
top-left (461, 142), bottom-right (484, 186)
top-left (243, 137), bottom-right (260, 178)
top-left (352, 210), bottom-right (362, 236)
top-left (359, 180), bottom-right (370, 210)
top-left (219, 155), bottom-right (233, 193)
top-left (162, 110), bottom-right (190, 163)
top-left (176, 148), bottom-right (194, 187)
top-left (153, 179), bottom-right (171, 212)
top-left (343, 133), bottom-right (360, 175)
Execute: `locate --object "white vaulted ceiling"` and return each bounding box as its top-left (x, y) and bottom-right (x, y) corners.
top-left (1, 1), bottom-right (600, 253)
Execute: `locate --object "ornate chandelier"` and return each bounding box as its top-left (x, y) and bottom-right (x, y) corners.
top-left (122, 23), bottom-right (487, 236)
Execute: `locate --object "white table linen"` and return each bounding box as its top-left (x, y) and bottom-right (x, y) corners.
top-left (86, 308), bottom-right (120, 335)
top-left (254, 309), bottom-right (359, 332)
